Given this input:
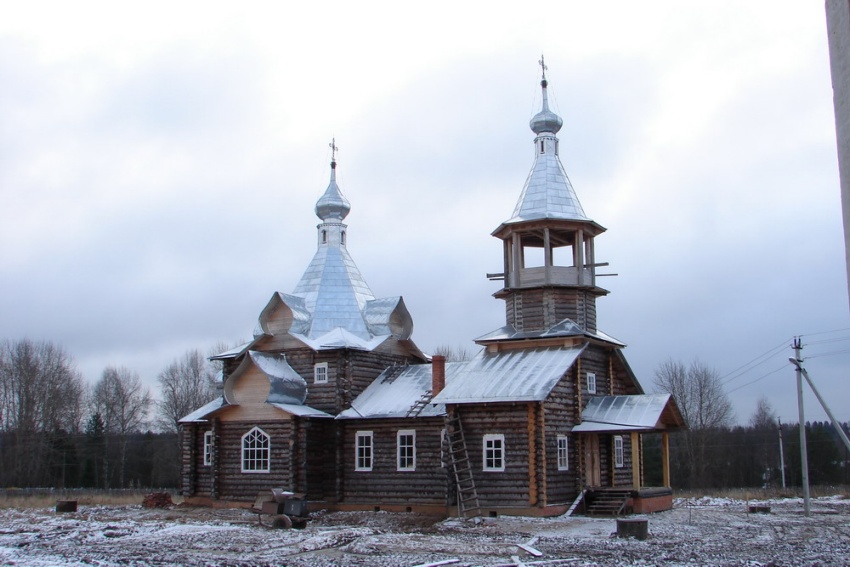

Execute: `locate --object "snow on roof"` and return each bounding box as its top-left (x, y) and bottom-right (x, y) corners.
top-left (290, 327), bottom-right (390, 351)
top-left (572, 394), bottom-right (677, 432)
top-left (474, 320), bottom-right (624, 346)
top-left (209, 340), bottom-right (256, 360)
top-left (270, 403), bottom-right (333, 418)
top-left (178, 397), bottom-right (228, 423)
top-left (431, 344), bottom-right (587, 405)
top-left (247, 351), bottom-right (307, 405)
top-left (337, 363), bottom-right (445, 419)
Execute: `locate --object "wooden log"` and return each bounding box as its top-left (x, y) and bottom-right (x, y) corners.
top-left (748, 505), bottom-right (771, 514)
top-left (616, 518), bottom-right (648, 540)
top-left (55, 500), bottom-right (77, 513)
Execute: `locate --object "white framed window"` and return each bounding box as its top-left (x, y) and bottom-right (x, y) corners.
top-left (355, 431), bottom-right (373, 471)
top-left (483, 434), bottom-right (505, 472)
top-left (241, 427), bottom-right (270, 473)
top-left (586, 372), bottom-right (597, 394)
top-left (614, 435), bottom-right (624, 468)
top-left (397, 430), bottom-right (416, 471)
top-left (203, 430), bottom-right (213, 466)
top-left (557, 435), bottom-right (569, 471)
top-left (314, 362), bottom-right (328, 384)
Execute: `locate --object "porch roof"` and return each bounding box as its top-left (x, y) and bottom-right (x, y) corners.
top-left (572, 394), bottom-right (685, 432)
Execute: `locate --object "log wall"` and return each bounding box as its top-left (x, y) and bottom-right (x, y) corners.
top-left (216, 420), bottom-right (293, 502)
top-left (543, 371), bottom-right (579, 504)
top-left (451, 404), bottom-right (533, 509)
top-left (340, 417), bottom-right (448, 506)
top-left (500, 288), bottom-right (599, 333)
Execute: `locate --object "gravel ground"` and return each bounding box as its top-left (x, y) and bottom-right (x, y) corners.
top-left (1, 496), bottom-right (848, 566)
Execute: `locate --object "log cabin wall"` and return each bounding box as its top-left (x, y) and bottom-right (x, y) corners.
top-left (501, 288), bottom-right (598, 333)
top-left (611, 433), bottom-right (634, 488)
top-left (452, 404), bottom-right (532, 509)
top-left (180, 424), bottom-right (196, 496)
top-left (340, 417), bottom-right (448, 506)
top-left (299, 418), bottom-right (336, 501)
top-left (215, 420), bottom-right (293, 502)
top-left (578, 346), bottom-right (612, 402)
top-left (543, 373), bottom-right (580, 504)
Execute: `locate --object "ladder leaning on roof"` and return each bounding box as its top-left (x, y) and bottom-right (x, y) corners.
top-left (445, 409), bottom-right (481, 519)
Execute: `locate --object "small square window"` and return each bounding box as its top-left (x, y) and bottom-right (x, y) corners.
top-left (586, 372), bottom-right (597, 394)
top-left (483, 434), bottom-right (505, 472)
top-left (397, 430), bottom-right (416, 471)
top-left (356, 431), bottom-right (373, 471)
top-left (314, 362), bottom-right (328, 384)
top-left (614, 435), bottom-right (624, 468)
top-left (203, 430), bottom-right (213, 466)
top-left (557, 435), bottom-right (569, 471)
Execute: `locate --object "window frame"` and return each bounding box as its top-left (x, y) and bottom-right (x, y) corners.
top-left (482, 433), bottom-right (506, 472)
top-left (355, 431), bottom-right (373, 471)
top-left (396, 429), bottom-right (416, 471)
top-left (314, 362), bottom-right (328, 384)
top-left (241, 427), bottom-right (270, 474)
top-left (557, 435), bottom-right (569, 471)
top-left (586, 372), bottom-right (597, 394)
top-left (614, 435), bottom-right (624, 468)
top-left (203, 430), bottom-right (213, 466)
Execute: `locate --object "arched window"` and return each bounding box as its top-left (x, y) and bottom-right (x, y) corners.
top-left (341, 231), bottom-right (346, 246)
top-left (322, 230), bottom-right (327, 243)
top-left (241, 427), bottom-right (270, 473)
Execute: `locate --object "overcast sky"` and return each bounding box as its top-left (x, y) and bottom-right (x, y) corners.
top-left (2, 1), bottom-right (848, 425)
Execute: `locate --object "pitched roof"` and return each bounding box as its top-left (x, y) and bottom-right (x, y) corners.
top-left (337, 363), bottom-right (445, 419)
top-left (431, 344), bottom-right (586, 405)
top-left (572, 394), bottom-right (685, 432)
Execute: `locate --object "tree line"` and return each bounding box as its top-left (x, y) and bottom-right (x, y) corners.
top-left (648, 358), bottom-right (850, 489)
top-left (0, 339), bottom-right (222, 488)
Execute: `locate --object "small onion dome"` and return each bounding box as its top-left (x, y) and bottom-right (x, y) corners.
top-left (315, 160), bottom-right (351, 221)
top-left (529, 79), bottom-right (563, 135)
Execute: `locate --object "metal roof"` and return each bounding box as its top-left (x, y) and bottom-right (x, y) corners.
top-left (572, 394), bottom-right (678, 433)
top-left (246, 351), bottom-right (307, 405)
top-left (474, 319), bottom-right (625, 347)
top-left (337, 363), bottom-right (446, 419)
top-left (503, 77), bottom-right (590, 225)
top-left (431, 344), bottom-right (586, 405)
top-left (178, 397), bottom-right (228, 424)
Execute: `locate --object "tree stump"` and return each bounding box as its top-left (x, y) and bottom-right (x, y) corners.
top-left (56, 500), bottom-right (77, 513)
top-left (616, 518), bottom-right (648, 540)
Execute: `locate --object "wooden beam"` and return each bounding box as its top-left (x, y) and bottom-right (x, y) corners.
top-left (527, 403), bottom-right (537, 506)
top-left (631, 432), bottom-right (640, 489)
top-left (661, 431), bottom-right (670, 488)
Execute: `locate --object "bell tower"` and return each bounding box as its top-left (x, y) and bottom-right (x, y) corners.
top-left (491, 60), bottom-right (609, 334)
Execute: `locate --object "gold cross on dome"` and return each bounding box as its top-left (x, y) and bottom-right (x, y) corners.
top-left (539, 54), bottom-right (547, 80)
top-left (329, 138), bottom-right (338, 161)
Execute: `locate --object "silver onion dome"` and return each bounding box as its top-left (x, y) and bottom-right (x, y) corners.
top-left (529, 79), bottom-right (563, 135)
top-left (315, 160), bottom-right (351, 221)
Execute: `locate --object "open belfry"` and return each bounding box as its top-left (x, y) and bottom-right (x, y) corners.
top-left (179, 62), bottom-right (685, 517)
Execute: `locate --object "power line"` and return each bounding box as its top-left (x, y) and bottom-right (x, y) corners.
top-left (727, 364), bottom-right (787, 394)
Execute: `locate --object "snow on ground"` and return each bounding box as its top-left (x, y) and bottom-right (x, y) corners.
top-left (1, 496), bottom-right (849, 566)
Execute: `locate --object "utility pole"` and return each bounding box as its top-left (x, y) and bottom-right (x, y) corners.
top-left (778, 417), bottom-right (786, 489)
top-left (793, 337), bottom-right (810, 516)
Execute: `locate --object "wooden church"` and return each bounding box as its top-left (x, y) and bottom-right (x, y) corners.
top-left (179, 67), bottom-right (684, 517)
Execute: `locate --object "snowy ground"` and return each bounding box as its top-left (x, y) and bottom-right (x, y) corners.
top-left (1, 496), bottom-right (849, 566)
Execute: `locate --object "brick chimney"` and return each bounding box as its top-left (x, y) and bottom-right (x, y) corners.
top-left (431, 355), bottom-right (446, 397)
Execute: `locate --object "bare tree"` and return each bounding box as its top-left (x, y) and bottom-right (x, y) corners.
top-left (156, 348), bottom-right (221, 433)
top-left (654, 358), bottom-right (733, 488)
top-left (0, 339), bottom-right (84, 486)
top-left (432, 344), bottom-right (476, 362)
top-left (93, 366), bottom-right (152, 488)
top-left (750, 397), bottom-right (777, 430)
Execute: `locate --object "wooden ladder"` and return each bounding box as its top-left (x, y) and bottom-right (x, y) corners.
top-left (445, 410), bottom-right (481, 519)
top-left (406, 390), bottom-right (433, 418)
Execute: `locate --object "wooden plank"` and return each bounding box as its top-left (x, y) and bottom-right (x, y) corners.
top-left (517, 543), bottom-right (544, 557)
top-left (411, 560), bottom-right (460, 567)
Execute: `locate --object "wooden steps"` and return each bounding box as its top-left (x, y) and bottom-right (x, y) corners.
top-left (445, 411), bottom-right (481, 519)
top-left (585, 489), bottom-right (632, 517)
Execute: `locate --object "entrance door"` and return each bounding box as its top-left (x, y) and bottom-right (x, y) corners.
top-left (583, 434), bottom-right (601, 487)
